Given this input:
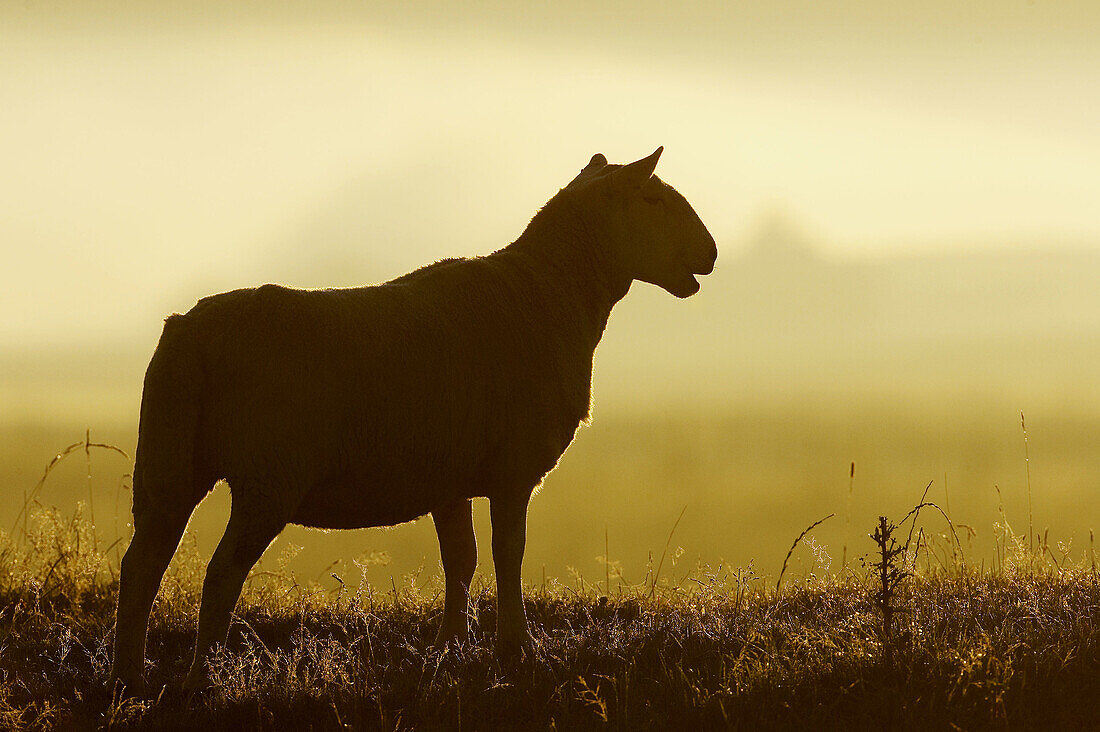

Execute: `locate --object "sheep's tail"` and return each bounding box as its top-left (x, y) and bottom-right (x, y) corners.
top-left (131, 314), bottom-right (205, 517)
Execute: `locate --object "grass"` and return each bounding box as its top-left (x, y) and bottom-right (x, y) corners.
top-left (1, 507), bottom-right (1099, 729)
top-left (1, 434), bottom-right (1099, 729)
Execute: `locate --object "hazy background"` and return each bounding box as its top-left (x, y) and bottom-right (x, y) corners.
top-left (3, 1), bottom-right (1099, 587)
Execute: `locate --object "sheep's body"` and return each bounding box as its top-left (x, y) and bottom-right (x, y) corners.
top-left (147, 251), bottom-right (602, 531)
top-left (112, 148), bottom-right (717, 694)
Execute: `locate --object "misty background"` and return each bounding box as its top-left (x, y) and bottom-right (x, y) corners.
top-left (2, 1), bottom-right (1099, 586)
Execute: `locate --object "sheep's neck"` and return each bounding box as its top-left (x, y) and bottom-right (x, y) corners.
top-left (506, 226), bottom-right (630, 348)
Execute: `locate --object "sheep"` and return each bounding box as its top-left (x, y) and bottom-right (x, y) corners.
top-left (110, 147), bottom-right (717, 693)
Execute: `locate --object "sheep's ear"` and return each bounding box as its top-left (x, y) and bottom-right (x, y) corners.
top-left (584, 153), bottom-right (608, 171)
top-left (567, 153), bottom-right (610, 189)
top-left (609, 147), bottom-right (663, 194)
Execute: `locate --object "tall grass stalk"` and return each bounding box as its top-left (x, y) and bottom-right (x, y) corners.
top-left (1022, 411), bottom-right (1034, 556)
top-left (776, 513), bottom-right (834, 593)
top-left (648, 505), bottom-right (687, 598)
top-left (842, 461), bottom-right (855, 570)
top-left (11, 434), bottom-right (128, 539)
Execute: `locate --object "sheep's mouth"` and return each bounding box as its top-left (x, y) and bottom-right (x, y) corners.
top-left (673, 270), bottom-right (703, 298)
top-left (668, 257), bottom-right (714, 298)
top-left (689, 259), bottom-right (715, 276)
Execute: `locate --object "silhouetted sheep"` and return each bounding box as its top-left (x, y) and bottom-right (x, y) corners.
top-left (112, 147), bottom-right (717, 692)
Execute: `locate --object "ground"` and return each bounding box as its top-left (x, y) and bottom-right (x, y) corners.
top-left (1, 508), bottom-right (1098, 730)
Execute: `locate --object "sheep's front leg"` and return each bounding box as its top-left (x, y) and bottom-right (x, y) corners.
top-left (490, 490), bottom-right (532, 653)
top-left (432, 498), bottom-right (476, 645)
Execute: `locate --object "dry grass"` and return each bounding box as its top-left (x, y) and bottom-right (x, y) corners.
top-left (1, 502), bottom-right (1098, 730)
top-left (2, 435), bottom-right (1100, 729)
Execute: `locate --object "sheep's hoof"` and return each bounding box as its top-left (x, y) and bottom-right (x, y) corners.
top-left (109, 672), bottom-right (145, 700)
top-left (495, 629), bottom-right (533, 659)
top-left (434, 626), bottom-right (469, 648)
top-left (182, 668), bottom-right (213, 696)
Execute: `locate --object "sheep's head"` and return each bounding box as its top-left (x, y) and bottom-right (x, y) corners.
top-left (567, 147), bottom-right (717, 298)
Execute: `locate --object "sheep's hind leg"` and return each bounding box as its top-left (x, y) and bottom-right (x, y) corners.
top-left (112, 504), bottom-right (195, 695)
top-left (184, 486), bottom-right (286, 691)
top-left (490, 490), bottom-right (533, 655)
top-left (432, 498), bottom-right (477, 645)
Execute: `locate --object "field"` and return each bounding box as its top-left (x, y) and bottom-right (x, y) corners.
top-left (2, 411), bottom-right (1100, 729)
top-left (1, 503), bottom-right (1099, 729)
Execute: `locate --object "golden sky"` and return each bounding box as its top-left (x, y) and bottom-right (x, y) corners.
top-left (2, 1), bottom-right (1098, 346)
